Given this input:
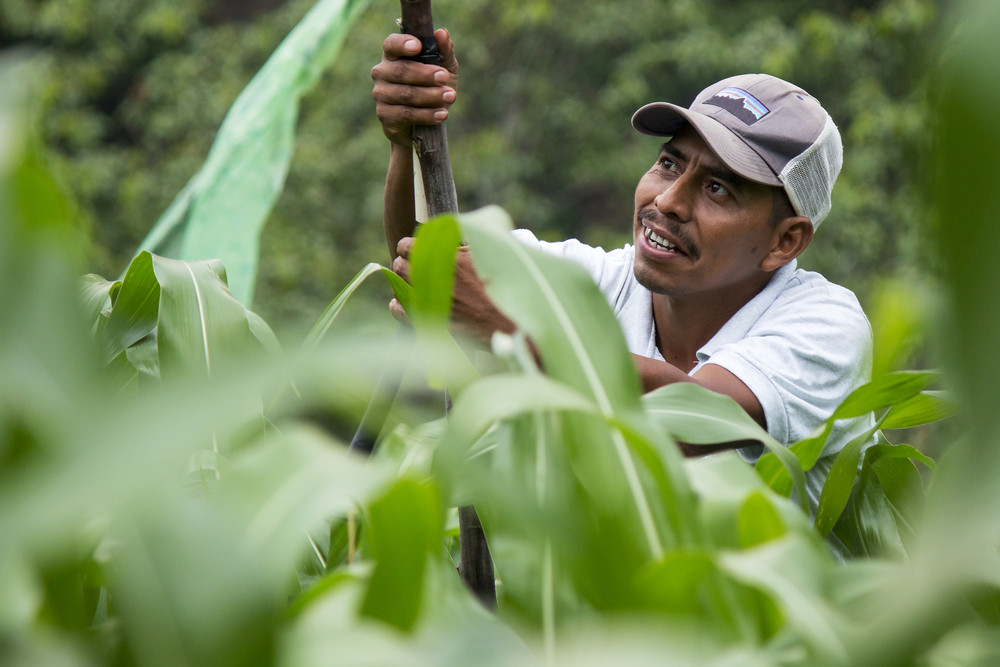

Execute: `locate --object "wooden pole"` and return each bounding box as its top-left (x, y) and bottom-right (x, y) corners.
top-left (397, 0), bottom-right (496, 610)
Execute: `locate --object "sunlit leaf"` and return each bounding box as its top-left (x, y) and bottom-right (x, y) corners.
top-left (738, 492), bottom-right (787, 549)
top-left (832, 371), bottom-right (939, 420)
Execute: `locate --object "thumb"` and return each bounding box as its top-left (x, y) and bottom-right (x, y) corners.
top-left (389, 298), bottom-right (411, 325)
top-left (434, 28), bottom-right (458, 76)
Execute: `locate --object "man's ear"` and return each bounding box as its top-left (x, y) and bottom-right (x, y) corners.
top-left (760, 217), bottom-right (813, 272)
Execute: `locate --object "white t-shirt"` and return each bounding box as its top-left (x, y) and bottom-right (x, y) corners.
top-left (512, 230), bottom-right (875, 508)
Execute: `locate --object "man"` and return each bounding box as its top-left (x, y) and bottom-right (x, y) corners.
top-left (371, 30), bottom-right (873, 507)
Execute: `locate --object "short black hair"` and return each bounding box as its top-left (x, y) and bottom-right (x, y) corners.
top-left (768, 187), bottom-right (796, 227)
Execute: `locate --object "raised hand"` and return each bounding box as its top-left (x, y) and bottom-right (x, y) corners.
top-left (371, 28), bottom-right (459, 147)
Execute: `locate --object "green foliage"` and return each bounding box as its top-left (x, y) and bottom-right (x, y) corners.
top-left (2, 1), bottom-right (999, 665)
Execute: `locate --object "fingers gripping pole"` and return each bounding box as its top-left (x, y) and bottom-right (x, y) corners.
top-left (400, 0), bottom-right (459, 219)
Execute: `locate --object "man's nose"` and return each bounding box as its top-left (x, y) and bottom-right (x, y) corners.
top-left (653, 174), bottom-right (695, 223)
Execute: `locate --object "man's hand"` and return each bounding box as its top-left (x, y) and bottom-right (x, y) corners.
top-left (371, 28), bottom-right (459, 147)
top-left (390, 237), bottom-right (517, 343)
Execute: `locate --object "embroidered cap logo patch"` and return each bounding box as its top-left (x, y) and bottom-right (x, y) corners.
top-left (704, 87), bottom-right (770, 125)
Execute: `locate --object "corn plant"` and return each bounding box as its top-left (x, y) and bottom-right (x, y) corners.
top-left (3, 1), bottom-right (1000, 665)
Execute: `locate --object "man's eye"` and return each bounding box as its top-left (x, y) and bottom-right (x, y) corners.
top-left (709, 182), bottom-right (730, 196)
top-left (659, 157), bottom-right (680, 173)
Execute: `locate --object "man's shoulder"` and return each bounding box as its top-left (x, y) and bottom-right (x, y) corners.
top-left (766, 266), bottom-right (872, 338)
top-left (780, 266), bottom-right (864, 309)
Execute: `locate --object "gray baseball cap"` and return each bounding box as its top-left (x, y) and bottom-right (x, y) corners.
top-left (631, 74), bottom-right (842, 227)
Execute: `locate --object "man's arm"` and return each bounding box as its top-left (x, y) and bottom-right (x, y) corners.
top-left (372, 29), bottom-right (458, 259)
top-left (633, 355), bottom-right (765, 427)
top-left (633, 354), bottom-right (768, 456)
top-left (384, 144), bottom-right (416, 260)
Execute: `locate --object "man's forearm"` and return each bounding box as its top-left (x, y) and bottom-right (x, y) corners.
top-left (632, 354), bottom-right (768, 457)
top-left (632, 353), bottom-right (767, 430)
top-left (632, 353), bottom-right (694, 394)
top-left (384, 143), bottom-right (417, 260)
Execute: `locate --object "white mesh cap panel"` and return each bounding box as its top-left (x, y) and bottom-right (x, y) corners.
top-left (779, 115), bottom-right (843, 228)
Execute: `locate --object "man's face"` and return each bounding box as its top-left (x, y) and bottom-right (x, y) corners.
top-left (632, 124), bottom-right (780, 304)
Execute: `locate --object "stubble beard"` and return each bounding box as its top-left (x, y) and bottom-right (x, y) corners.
top-left (632, 208), bottom-right (693, 297)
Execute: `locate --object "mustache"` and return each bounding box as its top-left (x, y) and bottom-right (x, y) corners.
top-left (637, 209), bottom-right (698, 259)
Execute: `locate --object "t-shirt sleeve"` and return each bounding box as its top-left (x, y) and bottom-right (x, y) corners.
top-left (703, 280), bottom-right (873, 454)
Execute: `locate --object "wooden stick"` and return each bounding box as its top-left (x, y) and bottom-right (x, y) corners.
top-left (399, 0), bottom-right (496, 610)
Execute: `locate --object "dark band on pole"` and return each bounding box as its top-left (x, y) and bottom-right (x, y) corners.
top-left (399, 0), bottom-right (459, 218)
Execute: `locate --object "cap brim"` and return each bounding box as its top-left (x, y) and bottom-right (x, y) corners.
top-left (631, 103), bottom-right (782, 187)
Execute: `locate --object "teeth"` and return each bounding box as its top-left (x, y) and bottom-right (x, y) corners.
top-left (644, 226), bottom-right (678, 251)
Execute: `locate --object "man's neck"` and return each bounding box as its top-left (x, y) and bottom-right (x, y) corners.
top-left (650, 273), bottom-right (773, 369)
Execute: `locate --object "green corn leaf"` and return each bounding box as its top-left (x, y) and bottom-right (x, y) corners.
top-left (685, 453), bottom-right (817, 554)
top-left (150, 254), bottom-right (257, 379)
top-left (79, 274), bottom-right (117, 328)
top-left (407, 215), bottom-right (465, 389)
top-left (719, 536), bottom-right (846, 663)
top-left (359, 478), bottom-right (443, 632)
top-left (643, 382), bottom-right (810, 514)
top-left (246, 309), bottom-right (283, 359)
top-left (458, 206), bottom-right (676, 559)
top-left (865, 442), bottom-right (936, 472)
top-left (643, 382), bottom-right (778, 446)
top-left (755, 429), bottom-right (826, 498)
top-left (459, 207), bottom-right (642, 412)
top-left (843, 459), bottom-right (906, 559)
top-left (738, 491), bottom-right (787, 549)
top-left (832, 370), bottom-right (940, 420)
top-left (96, 251), bottom-right (161, 363)
top-left (881, 391), bottom-right (957, 430)
top-left (227, 424), bottom-right (395, 559)
top-left (632, 551), bottom-right (717, 615)
top-left (756, 371), bottom-right (940, 497)
top-left (437, 372), bottom-right (600, 499)
top-left (125, 334), bottom-right (160, 384)
top-left (136, 0), bottom-right (371, 306)
top-left (871, 456), bottom-right (925, 541)
top-left (814, 426), bottom-right (879, 537)
top-left (410, 215), bottom-right (463, 332)
top-left (302, 262), bottom-right (393, 352)
top-left (830, 441), bottom-right (933, 559)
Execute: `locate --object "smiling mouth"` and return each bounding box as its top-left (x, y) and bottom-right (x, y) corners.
top-left (643, 226), bottom-right (687, 255)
